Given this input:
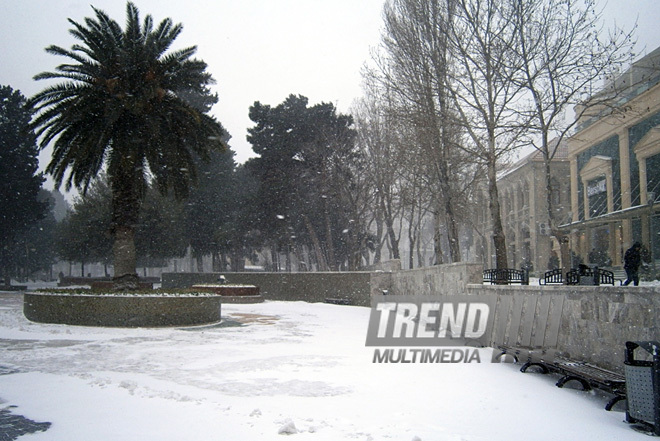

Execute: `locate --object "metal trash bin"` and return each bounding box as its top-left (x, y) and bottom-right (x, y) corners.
top-left (625, 341), bottom-right (660, 435)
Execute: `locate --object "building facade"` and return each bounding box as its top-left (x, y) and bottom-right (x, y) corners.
top-left (474, 144), bottom-right (571, 274)
top-left (565, 48), bottom-right (660, 271)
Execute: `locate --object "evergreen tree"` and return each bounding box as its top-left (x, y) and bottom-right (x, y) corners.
top-left (29, 2), bottom-right (226, 289)
top-left (247, 94), bottom-right (360, 270)
top-left (57, 176), bottom-right (190, 275)
top-left (0, 85), bottom-right (47, 284)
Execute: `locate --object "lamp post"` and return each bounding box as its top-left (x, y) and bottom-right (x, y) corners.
top-left (649, 191), bottom-right (656, 272)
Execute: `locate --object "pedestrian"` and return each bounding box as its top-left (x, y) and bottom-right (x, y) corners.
top-left (623, 242), bottom-right (643, 286)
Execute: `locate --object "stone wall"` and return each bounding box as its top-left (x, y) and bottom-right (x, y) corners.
top-left (162, 271), bottom-right (390, 307)
top-left (24, 293), bottom-right (223, 328)
top-left (387, 262), bottom-right (483, 295)
top-left (162, 262), bottom-right (480, 306)
top-left (466, 284), bottom-right (660, 372)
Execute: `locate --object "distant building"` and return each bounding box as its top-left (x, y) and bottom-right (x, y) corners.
top-left (565, 47), bottom-right (660, 268)
top-left (473, 142), bottom-right (571, 274)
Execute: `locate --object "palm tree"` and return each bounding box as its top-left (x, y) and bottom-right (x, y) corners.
top-left (29, 2), bottom-right (226, 289)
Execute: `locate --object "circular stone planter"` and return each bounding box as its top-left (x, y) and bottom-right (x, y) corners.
top-left (191, 284), bottom-right (264, 304)
top-left (24, 292), bottom-right (223, 328)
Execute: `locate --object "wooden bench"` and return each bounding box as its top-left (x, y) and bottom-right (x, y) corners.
top-left (496, 345), bottom-right (627, 411)
top-left (546, 358), bottom-right (626, 411)
top-left (483, 268), bottom-right (529, 285)
top-left (490, 292), bottom-right (625, 411)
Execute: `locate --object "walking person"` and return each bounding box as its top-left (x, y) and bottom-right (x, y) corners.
top-left (623, 242), bottom-right (643, 286)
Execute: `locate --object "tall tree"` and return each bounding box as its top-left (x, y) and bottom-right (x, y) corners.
top-left (247, 94), bottom-right (360, 271)
top-left (0, 85), bottom-right (47, 285)
top-left (353, 81), bottom-right (404, 264)
top-left (372, 0), bottom-right (470, 264)
top-left (56, 176), bottom-right (190, 275)
top-left (511, 0), bottom-right (635, 273)
top-left (29, 2), bottom-right (226, 289)
top-left (55, 178), bottom-right (113, 276)
top-left (184, 148), bottom-right (239, 272)
top-left (135, 188), bottom-right (188, 270)
top-left (6, 190), bottom-right (57, 282)
top-left (443, 0), bottom-right (526, 270)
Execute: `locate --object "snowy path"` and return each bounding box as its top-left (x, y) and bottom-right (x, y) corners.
top-left (0, 293), bottom-right (646, 440)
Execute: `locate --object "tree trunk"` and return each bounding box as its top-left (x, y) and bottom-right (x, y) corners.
top-left (270, 244), bottom-right (280, 272)
top-left (542, 148), bottom-right (572, 279)
top-left (302, 214), bottom-right (327, 271)
top-left (109, 160), bottom-right (142, 290)
top-left (433, 211), bottom-right (444, 265)
top-left (443, 194), bottom-right (461, 263)
top-left (380, 195), bottom-right (400, 261)
top-left (407, 204), bottom-right (416, 269)
top-left (112, 225), bottom-right (138, 289)
top-left (487, 157), bottom-right (508, 271)
top-left (324, 204), bottom-right (337, 271)
top-left (285, 244), bottom-right (292, 272)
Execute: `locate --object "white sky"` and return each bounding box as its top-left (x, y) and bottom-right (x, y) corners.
top-left (1, 0), bottom-right (659, 191)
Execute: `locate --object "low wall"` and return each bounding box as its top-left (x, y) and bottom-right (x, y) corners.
top-left (162, 272), bottom-right (391, 307)
top-left (466, 284), bottom-right (660, 372)
top-left (163, 263), bottom-right (481, 305)
top-left (387, 262), bottom-right (483, 295)
top-left (24, 293), bottom-right (223, 327)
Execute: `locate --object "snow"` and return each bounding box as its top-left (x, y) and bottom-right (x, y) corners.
top-left (0, 291), bottom-right (649, 440)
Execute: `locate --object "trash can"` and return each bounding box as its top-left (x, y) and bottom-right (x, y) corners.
top-left (625, 341), bottom-right (660, 435)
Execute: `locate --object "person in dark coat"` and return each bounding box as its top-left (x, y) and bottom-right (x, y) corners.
top-left (623, 242), bottom-right (643, 286)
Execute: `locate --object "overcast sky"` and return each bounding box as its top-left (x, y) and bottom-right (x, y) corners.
top-left (1, 0), bottom-right (660, 193)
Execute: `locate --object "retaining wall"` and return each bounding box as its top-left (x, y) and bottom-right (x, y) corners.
top-left (162, 262), bottom-right (481, 306)
top-left (466, 284), bottom-right (660, 373)
top-left (162, 271), bottom-right (391, 307)
top-left (387, 262), bottom-right (483, 295)
top-left (24, 293), bottom-right (223, 327)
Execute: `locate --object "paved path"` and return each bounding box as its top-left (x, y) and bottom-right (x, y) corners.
top-left (0, 406), bottom-right (51, 441)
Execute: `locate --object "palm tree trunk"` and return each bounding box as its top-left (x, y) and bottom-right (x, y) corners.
top-left (112, 225), bottom-right (138, 289)
top-left (110, 167), bottom-right (141, 290)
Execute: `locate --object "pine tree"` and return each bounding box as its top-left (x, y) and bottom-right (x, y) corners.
top-left (0, 85), bottom-right (47, 284)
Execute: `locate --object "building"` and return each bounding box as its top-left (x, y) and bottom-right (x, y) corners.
top-left (474, 142), bottom-right (571, 274)
top-left (565, 47), bottom-right (660, 271)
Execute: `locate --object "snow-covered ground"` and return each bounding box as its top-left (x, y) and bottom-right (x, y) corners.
top-left (0, 290), bottom-right (650, 440)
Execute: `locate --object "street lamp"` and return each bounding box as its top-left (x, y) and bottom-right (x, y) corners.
top-left (649, 191), bottom-right (656, 272)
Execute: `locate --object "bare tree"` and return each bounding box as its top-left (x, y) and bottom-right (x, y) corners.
top-left (511, 0), bottom-right (636, 273)
top-left (443, 0), bottom-right (528, 270)
top-left (370, 0), bottom-right (466, 264)
top-left (353, 80), bottom-right (405, 264)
